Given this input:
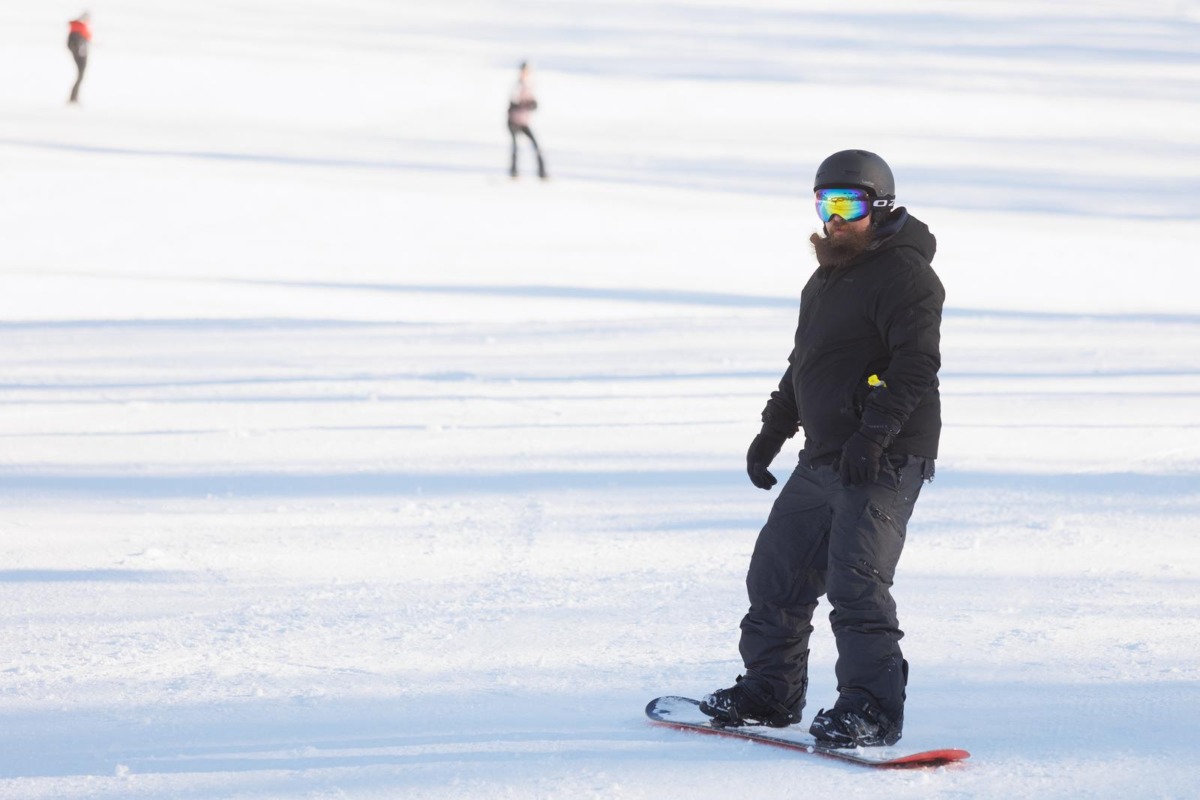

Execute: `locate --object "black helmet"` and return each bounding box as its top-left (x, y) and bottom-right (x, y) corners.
top-left (813, 149), bottom-right (895, 202)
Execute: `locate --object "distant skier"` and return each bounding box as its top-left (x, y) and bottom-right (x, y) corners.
top-left (699, 150), bottom-right (945, 749)
top-left (67, 11), bottom-right (92, 104)
top-left (507, 62), bottom-right (547, 179)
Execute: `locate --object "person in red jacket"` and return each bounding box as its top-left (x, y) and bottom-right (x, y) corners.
top-left (67, 12), bottom-right (92, 104)
top-left (507, 62), bottom-right (547, 179)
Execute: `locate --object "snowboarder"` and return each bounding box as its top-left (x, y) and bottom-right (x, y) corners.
top-left (700, 150), bottom-right (944, 749)
top-left (67, 11), bottom-right (92, 104)
top-left (507, 62), bottom-right (547, 179)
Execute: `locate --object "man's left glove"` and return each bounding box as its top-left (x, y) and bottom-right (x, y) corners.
top-left (838, 430), bottom-right (885, 487)
top-left (839, 408), bottom-right (903, 487)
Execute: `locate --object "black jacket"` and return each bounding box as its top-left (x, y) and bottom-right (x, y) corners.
top-left (762, 208), bottom-right (944, 462)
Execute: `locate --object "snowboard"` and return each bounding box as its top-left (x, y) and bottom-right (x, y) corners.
top-left (646, 696), bottom-right (970, 769)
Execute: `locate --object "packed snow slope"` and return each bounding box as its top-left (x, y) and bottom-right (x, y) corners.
top-left (1, 1), bottom-right (1199, 797)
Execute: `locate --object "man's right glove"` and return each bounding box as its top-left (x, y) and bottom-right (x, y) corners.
top-left (746, 430), bottom-right (787, 490)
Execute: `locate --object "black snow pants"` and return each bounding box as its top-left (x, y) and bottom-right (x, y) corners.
top-left (68, 33), bottom-right (87, 103)
top-left (70, 54), bottom-right (87, 102)
top-left (738, 452), bottom-right (931, 720)
top-left (508, 122), bottom-right (546, 178)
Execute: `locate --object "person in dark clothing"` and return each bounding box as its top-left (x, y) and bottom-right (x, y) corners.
top-left (700, 150), bottom-right (944, 749)
top-left (507, 62), bottom-right (547, 179)
top-left (67, 12), bottom-right (92, 104)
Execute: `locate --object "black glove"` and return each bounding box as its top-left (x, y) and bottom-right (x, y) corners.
top-left (840, 406), bottom-right (904, 487)
top-left (746, 431), bottom-right (787, 490)
top-left (839, 430), bottom-right (885, 487)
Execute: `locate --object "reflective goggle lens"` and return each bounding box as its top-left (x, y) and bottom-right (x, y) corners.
top-left (815, 188), bottom-right (871, 222)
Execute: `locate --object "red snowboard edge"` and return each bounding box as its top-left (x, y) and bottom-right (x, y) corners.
top-left (646, 697), bottom-right (970, 769)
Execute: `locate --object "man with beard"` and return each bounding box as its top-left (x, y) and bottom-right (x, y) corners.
top-left (699, 150), bottom-right (944, 749)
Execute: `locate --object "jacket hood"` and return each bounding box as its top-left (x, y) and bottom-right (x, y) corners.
top-left (870, 208), bottom-right (936, 264)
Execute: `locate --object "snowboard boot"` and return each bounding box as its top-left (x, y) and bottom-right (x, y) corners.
top-left (809, 695), bottom-right (903, 748)
top-left (699, 675), bottom-right (803, 728)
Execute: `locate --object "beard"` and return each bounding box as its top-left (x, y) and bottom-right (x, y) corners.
top-left (809, 223), bottom-right (874, 269)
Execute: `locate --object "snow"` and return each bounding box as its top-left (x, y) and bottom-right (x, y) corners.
top-left (1, 0), bottom-right (1199, 797)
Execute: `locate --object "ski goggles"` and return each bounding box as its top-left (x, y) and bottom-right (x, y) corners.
top-left (815, 187), bottom-right (879, 223)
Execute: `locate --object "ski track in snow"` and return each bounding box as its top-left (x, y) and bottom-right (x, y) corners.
top-left (1, 1), bottom-right (1199, 797)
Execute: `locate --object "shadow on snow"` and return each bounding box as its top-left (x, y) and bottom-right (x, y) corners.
top-left (2, 468), bottom-right (1197, 500)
